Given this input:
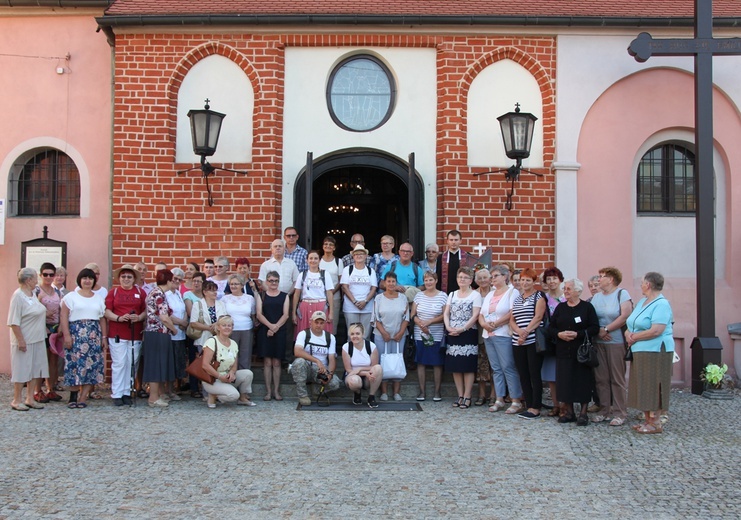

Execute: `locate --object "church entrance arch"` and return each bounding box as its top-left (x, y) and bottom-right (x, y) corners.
top-left (294, 149), bottom-right (424, 258)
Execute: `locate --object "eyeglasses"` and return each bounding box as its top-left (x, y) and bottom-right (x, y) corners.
top-left (285, 234), bottom-right (298, 238)
top-left (216, 265), bottom-right (227, 269)
top-left (351, 240), bottom-right (364, 244)
top-left (399, 249), bottom-right (413, 253)
top-left (267, 279), bottom-right (279, 283)
top-left (41, 273), bottom-right (56, 277)
top-left (120, 274), bottom-right (134, 279)
top-left (192, 279), bottom-right (203, 283)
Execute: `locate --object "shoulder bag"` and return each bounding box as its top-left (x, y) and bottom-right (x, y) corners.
top-left (577, 332), bottom-right (599, 368)
top-left (186, 300), bottom-right (205, 340)
top-left (535, 292), bottom-right (555, 356)
top-left (185, 337), bottom-right (220, 384)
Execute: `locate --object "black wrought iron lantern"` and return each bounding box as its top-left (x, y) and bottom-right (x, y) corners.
top-left (475, 103), bottom-right (541, 210)
top-left (498, 103), bottom-right (538, 162)
top-left (187, 100), bottom-right (225, 157)
top-left (178, 98), bottom-right (247, 206)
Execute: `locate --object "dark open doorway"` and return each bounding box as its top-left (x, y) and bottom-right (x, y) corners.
top-left (294, 149), bottom-right (424, 259)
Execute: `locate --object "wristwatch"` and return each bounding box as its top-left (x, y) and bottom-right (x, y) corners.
top-left (603, 326), bottom-right (609, 333)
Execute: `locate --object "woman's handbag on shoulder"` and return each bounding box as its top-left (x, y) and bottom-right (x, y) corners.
top-left (186, 300), bottom-right (205, 340)
top-left (577, 332), bottom-right (599, 368)
top-left (380, 339), bottom-right (407, 380)
top-left (185, 338), bottom-right (219, 384)
top-left (535, 302), bottom-right (555, 356)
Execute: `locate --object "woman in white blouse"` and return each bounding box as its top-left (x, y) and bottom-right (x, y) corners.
top-left (479, 265), bottom-right (524, 414)
top-left (222, 274), bottom-right (257, 370)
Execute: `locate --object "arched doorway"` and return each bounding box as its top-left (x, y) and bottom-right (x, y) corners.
top-left (294, 149), bottom-right (424, 258)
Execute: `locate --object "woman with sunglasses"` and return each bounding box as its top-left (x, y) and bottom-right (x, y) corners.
top-left (209, 256), bottom-right (230, 299)
top-left (256, 271), bottom-right (290, 401)
top-left (183, 272), bottom-right (207, 398)
top-left (165, 268), bottom-right (189, 399)
top-left (35, 262), bottom-right (64, 403)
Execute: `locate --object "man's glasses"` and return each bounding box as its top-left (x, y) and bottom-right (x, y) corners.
top-left (285, 234), bottom-right (298, 238)
top-left (41, 273), bottom-right (56, 277)
top-left (267, 279), bottom-right (279, 283)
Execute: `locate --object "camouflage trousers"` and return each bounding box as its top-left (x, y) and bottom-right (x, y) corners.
top-left (290, 358), bottom-right (341, 398)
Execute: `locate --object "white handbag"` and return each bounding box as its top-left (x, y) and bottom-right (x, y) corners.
top-left (380, 340), bottom-right (407, 380)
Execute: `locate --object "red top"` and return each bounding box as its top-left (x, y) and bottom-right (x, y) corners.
top-left (105, 286), bottom-right (147, 340)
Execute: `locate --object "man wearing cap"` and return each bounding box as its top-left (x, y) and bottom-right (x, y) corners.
top-left (290, 311), bottom-right (341, 406)
top-left (340, 243), bottom-right (378, 339)
top-left (104, 265), bottom-right (147, 406)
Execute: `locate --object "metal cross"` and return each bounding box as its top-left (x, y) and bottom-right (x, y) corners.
top-left (628, 0), bottom-right (741, 393)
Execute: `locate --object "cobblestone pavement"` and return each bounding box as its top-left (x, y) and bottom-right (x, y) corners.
top-left (0, 375), bottom-right (739, 519)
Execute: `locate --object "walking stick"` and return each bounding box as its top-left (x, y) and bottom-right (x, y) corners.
top-left (129, 311), bottom-right (137, 407)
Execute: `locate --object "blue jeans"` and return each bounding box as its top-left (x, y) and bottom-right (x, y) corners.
top-left (485, 335), bottom-right (523, 400)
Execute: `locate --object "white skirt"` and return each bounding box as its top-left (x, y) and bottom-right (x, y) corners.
top-left (11, 340), bottom-right (49, 383)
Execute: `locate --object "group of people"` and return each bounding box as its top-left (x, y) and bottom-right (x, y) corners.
top-left (8, 228), bottom-right (676, 432)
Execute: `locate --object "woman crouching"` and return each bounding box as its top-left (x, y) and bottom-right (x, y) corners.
top-left (201, 315), bottom-right (255, 408)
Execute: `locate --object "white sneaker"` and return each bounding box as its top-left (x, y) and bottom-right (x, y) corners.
top-left (393, 393), bottom-right (402, 401)
top-left (380, 393), bottom-right (389, 401)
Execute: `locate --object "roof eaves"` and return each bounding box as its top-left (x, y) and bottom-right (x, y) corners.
top-left (95, 13), bottom-right (741, 29)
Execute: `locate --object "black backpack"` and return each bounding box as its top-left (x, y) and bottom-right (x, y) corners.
top-left (303, 328), bottom-right (331, 355)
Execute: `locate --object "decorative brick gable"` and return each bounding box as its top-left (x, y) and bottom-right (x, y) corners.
top-left (111, 33), bottom-right (556, 272)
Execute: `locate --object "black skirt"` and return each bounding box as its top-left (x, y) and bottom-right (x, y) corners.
top-left (142, 331), bottom-right (176, 383)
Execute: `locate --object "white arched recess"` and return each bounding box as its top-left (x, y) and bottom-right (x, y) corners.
top-left (467, 59), bottom-right (544, 168)
top-left (632, 129), bottom-right (726, 278)
top-left (1, 137), bottom-right (91, 218)
top-left (175, 54), bottom-right (253, 164)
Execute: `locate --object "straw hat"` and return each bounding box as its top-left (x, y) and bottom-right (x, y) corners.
top-left (112, 264), bottom-right (142, 286)
top-left (350, 243), bottom-right (369, 256)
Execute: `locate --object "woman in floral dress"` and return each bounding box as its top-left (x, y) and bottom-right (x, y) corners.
top-left (443, 267), bottom-right (482, 409)
top-left (60, 268), bottom-right (107, 409)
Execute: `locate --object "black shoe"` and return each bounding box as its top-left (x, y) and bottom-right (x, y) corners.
top-left (122, 395), bottom-right (132, 406)
top-left (353, 392), bottom-right (362, 405)
top-left (137, 389), bottom-right (149, 399)
top-left (367, 395), bottom-right (378, 408)
top-left (113, 398), bottom-right (124, 407)
top-left (518, 410), bottom-right (541, 420)
top-left (576, 415), bottom-right (589, 426)
top-left (558, 414), bottom-right (576, 424)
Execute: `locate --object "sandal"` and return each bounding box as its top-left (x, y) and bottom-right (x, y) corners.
top-left (190, 391), bottom-right (203, 399)
top-left (547, 406), bottom-right (560, 417)
top-left (609, 417), bottom-right (625, 427)
top-left (89, 391), bottom-right (103, 400)
top-left (452, 396), bottom-right (463, 408)
top-left (67, 402), bottom-right (78, 409)
top-left (474, 397), bottom-right (486, 406)
top-left (489, 400), bottom-right (506, 412)
top-left (635, 423), bottom-right (663, 434)
top-left (459, 398), bottom-right (472, 409)
top-left (505, 402), bottom-right (524, 414)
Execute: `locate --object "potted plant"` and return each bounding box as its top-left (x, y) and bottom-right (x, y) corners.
top-left (701, 363), bottom-right (734, 400)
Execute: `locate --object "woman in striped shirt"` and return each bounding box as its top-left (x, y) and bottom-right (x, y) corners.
top-left (509, 267), bottom-right (547, 419)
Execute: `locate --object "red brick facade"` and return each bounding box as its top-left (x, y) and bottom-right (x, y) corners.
top-left (112, 33), bottom-right (556, 271)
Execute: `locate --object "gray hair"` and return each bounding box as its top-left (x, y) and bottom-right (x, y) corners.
top-left (588, 275), bottom-right (600, 284)
top-left (425, 242), bottom-right (439, 253)
top-left (564, 278), bottom-right (584, 293)
top-left (55, 266), bottom-right (67, 276)
top-left (228, 274), bottom-right (245, 286)
top-left (171, 267), bottom-right (185, 278)
top-left (475, 268), bottom-right (491, 282)
top-left (18, 267), bottom-right (37, 285)
top-left (491, 264), bottom-right (511, 284)
top-left (644, 272), bottom-right (664, 291)
top-left (215, 256), bottom-right (229, 266)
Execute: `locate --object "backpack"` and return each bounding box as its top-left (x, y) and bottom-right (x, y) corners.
top-left (303, 328), bottom-right (331, 356)
top-left (348, 265), bottom-right (372, 277)
top-left (299, 269), bottom-right (327, 301)
top-left (346, 339), bottom-right (372, 358)
top-left (388, 260), bottom-right (420, 285)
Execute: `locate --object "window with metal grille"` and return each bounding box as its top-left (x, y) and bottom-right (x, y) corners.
top-left (8, 149), bottom-right (80, 216)
top-left (637, 143), bottom-right (696, 214)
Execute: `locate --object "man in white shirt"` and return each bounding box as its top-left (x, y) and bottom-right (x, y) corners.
top-left (290, 311), bottom-right (341, 406)
top-left (258, 239), bottom-right (299, 294)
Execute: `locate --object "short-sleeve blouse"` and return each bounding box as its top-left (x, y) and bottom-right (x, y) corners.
top-left (8, 289), bottom-right (47, 345)
top-left (145, 286), bottom-right (171, 333)
top-left (412, 290), bottom-right (448, 341)
top-left (62, 291), bottom-right (106, 322)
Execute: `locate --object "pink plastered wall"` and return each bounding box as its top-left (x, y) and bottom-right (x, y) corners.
top-left (0, 13), bottom-right (112, 374)
top-left (576, 68), bottom-right (741, 383)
